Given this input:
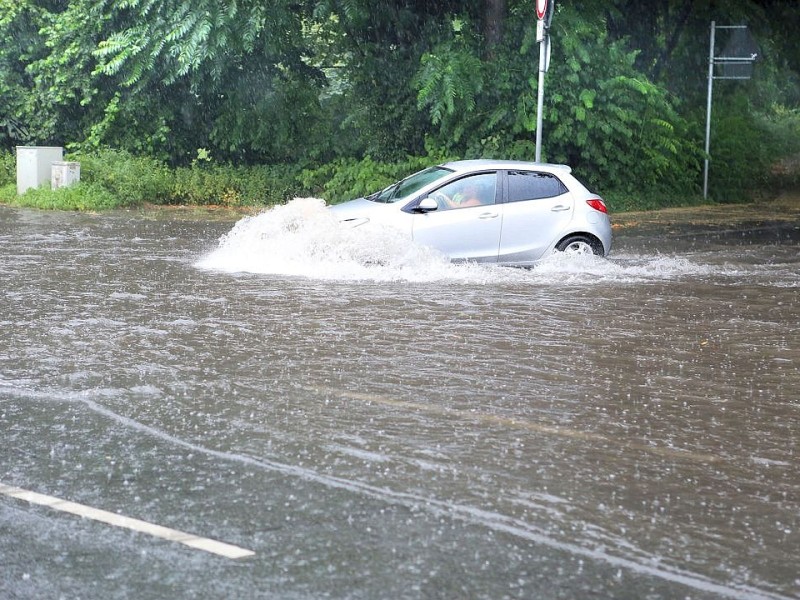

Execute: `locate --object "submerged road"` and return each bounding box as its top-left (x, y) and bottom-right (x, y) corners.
top-left (1, 203), bottom-right (798, 599)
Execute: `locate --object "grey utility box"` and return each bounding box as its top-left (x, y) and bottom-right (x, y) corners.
top-left (52, 161), bottom-right (81, 189)
top-left (16, 146), bottom-right (64, 194)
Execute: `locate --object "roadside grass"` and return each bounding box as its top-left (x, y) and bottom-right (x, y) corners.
top-left (602, 190), bottom-right (712, 213)
top-left (0, 181), bottom-right (120, 211)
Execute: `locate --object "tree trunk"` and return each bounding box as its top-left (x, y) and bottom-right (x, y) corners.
top-left (484, 0), bottom-right (507, 57)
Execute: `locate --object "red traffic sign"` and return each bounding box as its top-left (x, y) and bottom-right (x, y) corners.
top-left (536, 0), bottom-right (548, 20)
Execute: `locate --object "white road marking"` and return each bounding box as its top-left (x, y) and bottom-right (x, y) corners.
top-left (8, 391), bottom-right (787, 599)
top-left (0, 483), bottom-right (254, 559)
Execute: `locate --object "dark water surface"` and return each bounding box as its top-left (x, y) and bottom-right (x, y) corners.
top-left (1, 204), bottom-right (798, 599)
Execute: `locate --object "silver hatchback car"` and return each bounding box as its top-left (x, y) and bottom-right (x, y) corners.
top-left (329, 159), bottom-right (612, 266)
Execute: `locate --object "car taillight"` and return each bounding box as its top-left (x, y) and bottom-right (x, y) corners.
top-left (586, 198), bottom-right (608, 214)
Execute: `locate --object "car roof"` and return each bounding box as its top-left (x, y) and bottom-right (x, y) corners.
top-left (441, 159), bottom-right (572, 174)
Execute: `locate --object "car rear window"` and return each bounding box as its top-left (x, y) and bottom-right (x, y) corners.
top-left (507, 170), bottom-right (568, 202)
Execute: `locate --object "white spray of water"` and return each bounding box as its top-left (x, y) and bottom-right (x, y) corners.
top-left (196, 198), bottom-right (486, 283)
top-left (195, 198), bottom-right (736, 285)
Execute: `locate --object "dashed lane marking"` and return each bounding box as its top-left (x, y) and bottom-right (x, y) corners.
top-left (0, 483), bottom-right (255, 559)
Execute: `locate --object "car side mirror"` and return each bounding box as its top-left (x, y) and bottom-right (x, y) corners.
top-left (416, 197), bottom-right (439, 213)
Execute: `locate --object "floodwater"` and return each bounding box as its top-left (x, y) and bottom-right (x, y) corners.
top-left (1, 200), bottom-right (798, 599)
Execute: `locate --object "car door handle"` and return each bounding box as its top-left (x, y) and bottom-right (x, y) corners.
top-left (551, 205), bottom-right (571, 212)
top-left (478, 212), bottom-right (499, 219)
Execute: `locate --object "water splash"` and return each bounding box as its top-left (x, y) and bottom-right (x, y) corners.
top-left (195, 198), bottom-right (754, 285)
top-left (196, 198), bottom-right (475, 282)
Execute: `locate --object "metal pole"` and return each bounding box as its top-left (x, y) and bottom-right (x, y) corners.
top-left (703, 21), bottom-right (716, 200)
top-left (535, 33), bottom-right (547, 162)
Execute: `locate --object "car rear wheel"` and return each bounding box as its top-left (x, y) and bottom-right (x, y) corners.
top-left (555, 235), bottom-right (603, 256)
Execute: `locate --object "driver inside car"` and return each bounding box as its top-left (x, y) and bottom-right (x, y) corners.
top-left (449, 181), bottom-right (484, 208)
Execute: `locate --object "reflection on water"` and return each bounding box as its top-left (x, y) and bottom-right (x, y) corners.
top-left (1, 203), bottom-right (798, 599)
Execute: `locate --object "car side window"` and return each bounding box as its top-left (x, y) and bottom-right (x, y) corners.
top-left (507, 170), bottom-right (568, 202)
top-left (428, 173), bottom-right (497, 211)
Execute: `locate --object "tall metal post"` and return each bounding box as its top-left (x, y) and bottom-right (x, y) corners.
top-left (703, 22), bottom-right (716, 200)
top-left (703, 23), bottom-right (756, 200)
top-left (534, 0), bottom-right (553, 163)
top-left (535, 34), bottom-right (547, 162)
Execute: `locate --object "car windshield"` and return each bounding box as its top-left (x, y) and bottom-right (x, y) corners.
top-left (368, 166), bottom-right (453, 203)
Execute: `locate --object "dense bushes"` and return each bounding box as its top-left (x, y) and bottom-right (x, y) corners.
top-left (0, 149), bottom-right (449, 210)
top-left (171, 162), bottom-right (304, 206)
top-left (0, 148), bottom-right (307, 211)
top-left (298, 154), bottom-right (452, 204)
top-left (77, 150), bottom-right (172, 206)
top-left (1, 181), bottom-right (119, 211)
top-left (708, 101), bottom-right (800, 199)
top-left (0, 151), bottom-right (14, 188)
top-left (1, 121), bottom-right (798, 212)
top-left (0, 148), bottom-right (451, 211)
top-left (0, 149), bottom-right (170, 210)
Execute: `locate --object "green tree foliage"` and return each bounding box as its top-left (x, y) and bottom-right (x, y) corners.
top-left (311, 0), bottom-right (464, 160)
top-left (411, 4), bottom-right (700, 196)
top-left (0, 0), bottom-right (332, 163)
top-left (1, 0), bottom-right (798, 206)
top-left (415, 26), bottom-right (485, 131)
top-left (545, 7), bottom-right (701, 195)
top-left (0, 1), bottom-right (64, 146)
top-left (410, 0), bottom-right (797, 201)
top-left (94, 0), bottom-right (270, 86)
top-left (90, 0), bottom-right (333, 163)
top-left (0, 0), bottom-right (122, 148)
